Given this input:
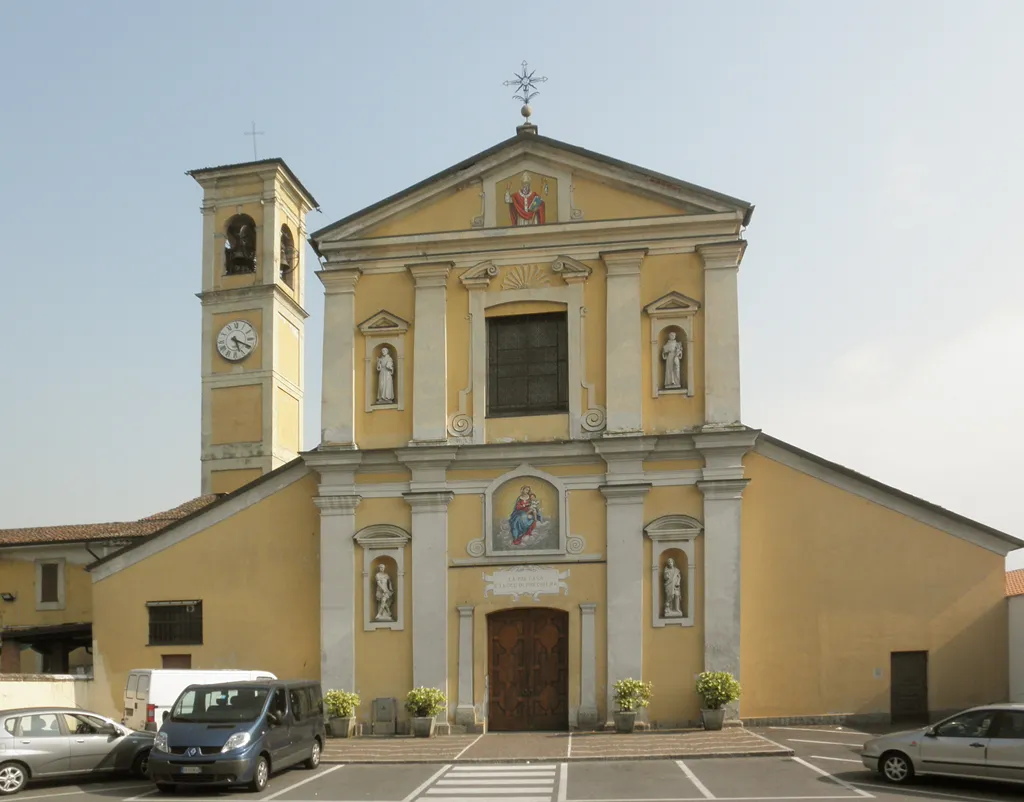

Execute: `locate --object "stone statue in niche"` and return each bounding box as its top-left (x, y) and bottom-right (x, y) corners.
top-left (504, 172), bottom-right (546, 226)
top-left (662, 331), bottom-right (684, 390)
top-left (663, 558), bottom-right (683, 617)
top-left (375, 347), bottom-right (395, 404)
top-left (374, 563), bottom-right (394, 621)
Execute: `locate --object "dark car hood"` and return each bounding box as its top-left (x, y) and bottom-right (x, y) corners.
top-left (161, 722), bottom-right (254, 748)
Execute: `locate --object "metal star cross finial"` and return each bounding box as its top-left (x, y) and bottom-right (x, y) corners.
top-left (504, 60), bottom-right (547, 121)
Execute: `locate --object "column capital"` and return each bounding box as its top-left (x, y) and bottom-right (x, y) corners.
top-left (599, 483), bottom-right (651, 504)
top-left (697, 479), bottom-right (750, 501)
top-left (695, 428), bottom-right (758, 481)
top-left (697, 240), bottom-right (747, 270)
top-left (409, 261), bottom-right (453, 287)
top-left (403, 491), bottom-right (455, 511)
top-left (457, 605), bottom-right (475, 617)
top-left (601, 248), bottom-right (648, 276)
top-left (317, 267), bottom-right (361, 293)
top-left (314, 494), bottom-right (361, 514)
top-left (579, 602), bottom-right (598, 614)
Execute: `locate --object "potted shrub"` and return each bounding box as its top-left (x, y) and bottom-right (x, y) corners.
top-left (324, 689), bottom-right (360, 738)
top-left (695, 671), bottom-right (741, 731)
top-left (611, 678), bottom-right (653, 733)
top-left (405, 687), bottom-right (447, 738)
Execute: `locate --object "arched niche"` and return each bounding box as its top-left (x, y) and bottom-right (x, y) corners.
top-left (224, 214), bottom-right (258, 275)
top-left (644, 514), bottom-right (701, 627)
top-left (279, 224), bottom-right (297, 288)
top-left (354, 524), bottom-right (409, 631)
top-left (644, 292), bottom-right (700, 399)
top-left (358, 310), bottom-right (409, 412)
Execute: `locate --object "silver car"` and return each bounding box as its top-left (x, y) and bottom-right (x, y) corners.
top-left (861, 703), bottom-right (1024, 786)
top-left (0, 707), bottom-right (154, 795)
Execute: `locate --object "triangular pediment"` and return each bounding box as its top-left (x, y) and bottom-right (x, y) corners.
top-left (311, 132), bottom-right (753, 246)
top-left (644, 292), bottom-right (701, 317)
top-left (357, 310), bottom-right (410, 334)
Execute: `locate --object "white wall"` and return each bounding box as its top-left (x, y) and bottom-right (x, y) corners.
top-left (0, 676), bottom-right (94, 710)
top-left (1010, 596), bottom-right (1024, 702)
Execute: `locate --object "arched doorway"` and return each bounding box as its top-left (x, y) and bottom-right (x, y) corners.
top-left (487, 607), bottom-right (569, 731)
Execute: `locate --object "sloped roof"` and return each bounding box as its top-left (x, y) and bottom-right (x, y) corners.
top-left (186, 157), bottom-right (319, 209)
top-left (1007, 569), bottom-right (1024, 598)
top-left (0, 495), bottom-right (221, 548)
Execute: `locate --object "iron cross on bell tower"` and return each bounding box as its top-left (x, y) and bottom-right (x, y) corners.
top-left (504, 61), bottom-right (547, 134)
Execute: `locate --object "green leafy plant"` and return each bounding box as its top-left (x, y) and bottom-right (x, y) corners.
top-left (695, 671), bottom-right (741, 710)
top-left (405, 687), bottom-right (447, 718)
top-left (324, 689), bottom-right (360, 718)
top-left (612, 678), bottom-right (653, 712)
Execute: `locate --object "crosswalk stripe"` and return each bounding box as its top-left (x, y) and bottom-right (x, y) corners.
top-left (448, 766), bottom-right (556, 772)
top-left (436, 781), bottom-right (553, 787)
top-left (415, 761), bottom-right (558, 802)
top-left (442, 773), bottom-right (554, 778)
top-left (424, 798), bottom-right (551, 802)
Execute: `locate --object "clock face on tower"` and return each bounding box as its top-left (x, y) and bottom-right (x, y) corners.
top-left (216, 320), bottom-right (258, 362)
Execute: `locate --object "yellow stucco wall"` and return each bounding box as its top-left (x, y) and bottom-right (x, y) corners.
top-left (276, 313), bottom-right (301, 386)
top-left (209, 468), bottom-right (262, 495)
top-left (741, 451), bottom-right (1009, 719)
top-left (0, 558), bottom-right (92, 628)
top-left (89, 471), bottom-right (320, 718)
top-left (275, 386), bottom-right (300, 453)
top-left (210, 385), bottom-right (262, 444)
top-left (572, 175), bottom-right (686, 221)
top-left (363, 184), bottom-right (482, 238)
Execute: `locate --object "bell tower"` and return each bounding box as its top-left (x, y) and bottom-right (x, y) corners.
top-left (188, 159), bottom-right (318, 495)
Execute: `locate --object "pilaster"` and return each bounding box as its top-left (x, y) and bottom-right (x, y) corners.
top-left (315, 493), bottom-right (361, 695)
top-left (578, 603), bottom-right (599, 729)
top-left (404, 489), bottom-right (455, 721)
top-left (409, 262), bottom-right (453, 444)
top-left (697, 241), bottom-right (746, 428)
top-left (319, 268), bottom-right (361, 447)
top-left (456, 606), bottom-right (476, 728)
top-left (601, 249), bottom-right (647, 434)
top-left (599, 482), bottom-right (650, 724)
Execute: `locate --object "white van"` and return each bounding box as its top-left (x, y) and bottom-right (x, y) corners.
top-left (123, 669), bottom-right (277, 731)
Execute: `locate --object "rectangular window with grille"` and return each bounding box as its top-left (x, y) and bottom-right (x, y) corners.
top-left (486, 312), bottom-right (569, 417)
top-left (39, 563), bottom-right (59, 603)
top-left (147, 601), bottom-right (203, 646)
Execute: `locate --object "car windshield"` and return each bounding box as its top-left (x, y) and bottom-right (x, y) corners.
top-left (171, 686), bottom-right (269, 723)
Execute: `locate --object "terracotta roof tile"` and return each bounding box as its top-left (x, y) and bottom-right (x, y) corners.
top-left (1007, 569), bottom-right (1024, 598)
top-left (0, 495), bottom-right (221, 547)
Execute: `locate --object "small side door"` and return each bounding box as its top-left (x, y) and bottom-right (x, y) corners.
top-left (985, 709), bottom-right (1024, 782)
top-left (10, 714), bottom-right (72, 777)
top-left (124, 673), bottom-right (139, 727)
top-left (63, 714), bottom-right (129, 774)
top-left (264, 686), bottom-right (293, 769)
top-left (919, 708), bottom-right (994, 778)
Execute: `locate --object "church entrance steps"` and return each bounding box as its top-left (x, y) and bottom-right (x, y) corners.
top-left (319, 729), bottom-right (792, 764)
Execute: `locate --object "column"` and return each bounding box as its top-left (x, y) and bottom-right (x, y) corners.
top-left (319, 269), bottom-right (360, 446)
top-left (456, 606), bottom-right (475, 728)
top-left (315, 494), bottom-right (361, 693)
top-left (600, 483), bottom-right (650, 722)
top-left (405, 491), bottom-right (454, 717)
top-left (578, 603), bottom-right (598, 728)
top-left (601, 249), bottom-right (647, 434)
top-left (409, 263), bottom-right (452, 443)
top-left (698, 242), bottom-right (746, 427)
top-left (697, 478), bottom-right (749, 719)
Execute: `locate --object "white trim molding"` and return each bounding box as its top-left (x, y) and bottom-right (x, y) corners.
top-left (354, 524), bottom-right (409, 632)
top-left (644, 515), bottom-right (702, 628)
top-left (644, 292), bottom-right (700, 399)
top-left (358, 309), bottom-right (409, 413)
top-left (35, 558), bottom-right (66, 611)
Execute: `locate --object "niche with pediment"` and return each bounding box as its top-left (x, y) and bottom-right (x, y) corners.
top-left (354, 524), bottom-right (409, 632)
top-left (644, 292), bottom-right (701, 398)
top-left (358, 310), bottom-right (409, 412)
top-left (644, 514), bottom-right (701, 628)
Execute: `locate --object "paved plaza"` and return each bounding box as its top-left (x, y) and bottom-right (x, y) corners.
top-left (7, 724), bottom-right (1023, 802)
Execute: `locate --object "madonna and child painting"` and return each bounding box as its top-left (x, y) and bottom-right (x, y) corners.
top-left (492, 477), bottom-right (558, 552)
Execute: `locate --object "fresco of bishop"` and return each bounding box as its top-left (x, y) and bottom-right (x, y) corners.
top-left (505, 172), bottom-right (546, 226)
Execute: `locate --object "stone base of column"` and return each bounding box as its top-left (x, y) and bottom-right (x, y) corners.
top-left (577, 707), bottom-right (599, 730)
top-left (455, 705), bottom-right (476, 728)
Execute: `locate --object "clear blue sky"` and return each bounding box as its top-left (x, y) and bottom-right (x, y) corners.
top-left (3, 1), bottom-right (1022, 563)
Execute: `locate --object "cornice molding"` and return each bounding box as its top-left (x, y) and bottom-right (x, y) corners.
top-left (353, 523), bottom-right (410, 547)
top-left (314, 494), bottom-right (362, 514)
top-left (460, 261), bottom-right (498, 290)
top-left (550, 255), bottom-right (592, 284)
top-left (697, 240), bottom-right (747, 270)
top-left (599, 483), bottom-right (652, 503)
top-left (696, 479), bottom-right (750, 500)
top-left (601, 248), bottom-right (648, 276)
top-left (317, 268), bottom-right (361, 294)
top-left (403, 491), bottom-right (455, 511)
top-left (196, 283), bottom-right (310, 320)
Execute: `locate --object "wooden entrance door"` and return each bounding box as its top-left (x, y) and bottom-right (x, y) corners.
top-left (488, 608), bottom-right (569, 731)
top-left (891, 651), bottom-right (928, 723)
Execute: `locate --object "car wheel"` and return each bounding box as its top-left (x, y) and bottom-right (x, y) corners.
top-left (880, 751), bottom-right (914, 784)
top-left (131, 750), bottom-right (151, 779)
top-left (0, 763), bottom-right (27, 796)
top-left (304, 738), bottom-right (322, 770)
top-left (248, 755), bottom-right (270, 792)
top-left (155, 783), bottom-right (176, 794)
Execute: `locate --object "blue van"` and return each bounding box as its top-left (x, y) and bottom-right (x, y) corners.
top-left (148, 679), bottom-right (325, 793)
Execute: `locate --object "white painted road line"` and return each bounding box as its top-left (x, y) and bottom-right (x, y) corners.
top-left (788, 739), bottom-right (865, 747)
top-left (452, 733), bottom-right (484, 759)
top-left (435, 779), bottom-right (554, 786)
top-left (811, 755), bottom-right (863, 764)
top-left (401, 763), bottom-right (452, 802)
top-left (449, 765), bottom-right (557, 772)
top-left (851, 782), bottom-right (1013, 802)
top-left (122, 791), bottom-right (160, 802)
top-left (676, 759), bottom-right (716, 799)
top-left (424, 798), bottom-right (551, 802)
top-left (263, 763), bottom-right (343, 800)
top-left (790, 756), bottom-right (873, 798)
top-left (557, 797), bottom-right (866, 802)
top-left (18, 784), bottom-right (153, 801)
top-left (770, 727), bottom-right (871, 736)
top-left (422, 762), bottom-right (560, 801)
top-left (557, 762), bottom-right (567, 802)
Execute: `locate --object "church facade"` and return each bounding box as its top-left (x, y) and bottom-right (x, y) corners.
top-left (85, 121), bottom-right (1017, 731)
